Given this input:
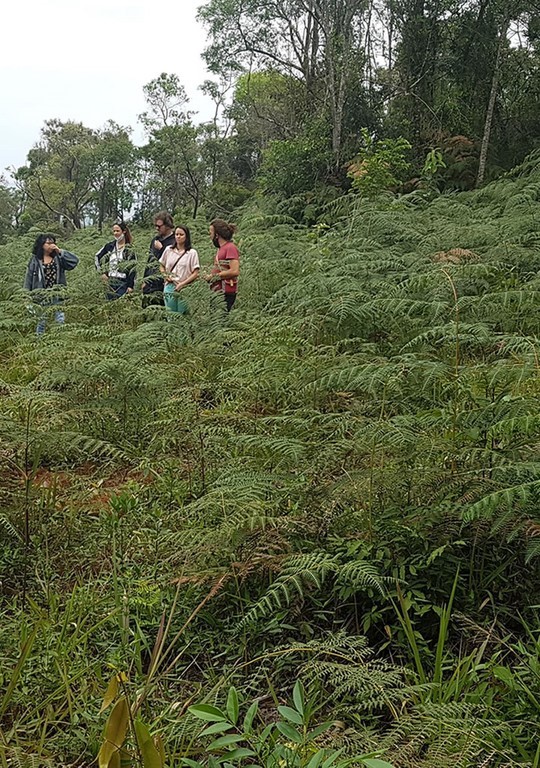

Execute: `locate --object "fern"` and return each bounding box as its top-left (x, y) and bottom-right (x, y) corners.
top-left (239, 552), bottom-right (337, 626)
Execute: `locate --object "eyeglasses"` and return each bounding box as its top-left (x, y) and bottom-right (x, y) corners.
top-left (155, 223), bottom-right (165, 229)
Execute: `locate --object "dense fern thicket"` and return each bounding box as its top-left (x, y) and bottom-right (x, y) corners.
top-left (1, 166), bottom-right (540, 766)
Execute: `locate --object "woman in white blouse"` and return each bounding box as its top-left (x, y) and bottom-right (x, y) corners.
top-left (95, 221), bottom-right (136, 299)
top-left (159, 225), bottom-right (200, 314)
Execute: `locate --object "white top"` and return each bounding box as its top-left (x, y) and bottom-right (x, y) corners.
top-left (160, 247), bottom-right (200, 287)
top-left (109, 244), bottom-right (126, 279)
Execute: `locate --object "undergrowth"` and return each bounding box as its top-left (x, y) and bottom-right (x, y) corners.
top-left (1, 168), bottom-right (540, 766)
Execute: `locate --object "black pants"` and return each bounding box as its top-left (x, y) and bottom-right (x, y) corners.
top-left (107, 278), bottom-right (129, 300)
top-left (225, 294), bottom-right (236, 312)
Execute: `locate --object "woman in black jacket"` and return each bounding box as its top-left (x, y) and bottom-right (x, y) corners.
top-left (94, 221), bottom-right (136, 299)
top-left (24, 233), bottom-right (79, 334)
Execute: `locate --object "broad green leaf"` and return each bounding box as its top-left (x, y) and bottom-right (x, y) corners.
top-left (492, 666), bottom-right (515, 687)
top-left (155, 733), bottom-right (166, 764)
top-left (306, 723), bottom-right (332, 741)
top-left (189, 704), bottom-right (228, 722)
top-left (208, 734), bottom-right (245, 750)
top-left (134, 719), bottom-right (152, 744)
top-left (226, 686), bottom-right (239, 725)
top-left (321, 748), bottom-right (345, 768)
top-left (362, 759), bottom-right (395, 768)
top-left (277, 705), bottom-right (303, 725)
top-left (141, 739), bottom-right (163, 767)
top-left (243, 701), bottom-right (258, 733)
top-left (305, 749), bottom-right (326, 768)
top-left (292, 681), bottom-right (304, 715)
top-left (276, 721), bottom-right (303, 743)
top-left (181, 760), bottom-right (205, 768)
top-left (134, 719), bottom-right (163, 768)
top-left (201, 722), bottom-right (235, 736)
top-left (100, 674), bottom-right (119, 714)
top-left (98, 697), bottom-right (129, 768)
top-left (259, 723), bottom-right (275, 743)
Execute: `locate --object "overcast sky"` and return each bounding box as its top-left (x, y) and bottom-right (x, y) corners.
top-left (0, 0), bottom-right (212, 175)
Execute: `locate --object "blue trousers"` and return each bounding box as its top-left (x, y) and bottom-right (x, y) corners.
top-left (164, 282), bottom-right (188, 314)
top-left (107, 278), bottom-right (129, 300)
top-left (36, 309), bottom-right (65, 335)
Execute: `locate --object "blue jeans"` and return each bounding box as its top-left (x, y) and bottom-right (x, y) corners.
top-left (36, 309), bottom-right (65, 335)
top-left (107, 278), bottom-right (129, 300)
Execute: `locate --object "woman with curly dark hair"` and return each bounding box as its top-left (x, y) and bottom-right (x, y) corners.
top-left (23, 233), bottom-right (79, 334)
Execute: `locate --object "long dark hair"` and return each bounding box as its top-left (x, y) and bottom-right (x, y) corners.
top-left (175, 225), bottom-right (192, 252)
top-left (116, 220), bottom-right (132, 245)
top-left (32, 233), bottom-right (57, 260)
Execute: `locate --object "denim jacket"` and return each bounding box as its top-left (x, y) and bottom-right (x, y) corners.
top-left (24, 250), bottom-right (79, 292)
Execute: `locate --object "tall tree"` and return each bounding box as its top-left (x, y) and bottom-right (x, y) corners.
top-left (0, 176), bottom-right (17, 243)
top-left (476, 0), bottom-right (530, 186)
top-left (198, 0), bottom-right (373, 164)
top-left (13, 120), bottom-right (138, 230)
top-left (139, 74), bottom-right (207, 217)
top-left (93, 122), bottom-right (137, 229)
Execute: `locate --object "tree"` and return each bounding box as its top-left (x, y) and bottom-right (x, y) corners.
top-left (139, 74), bottom-right (207, 218)
top-left (258, 131), bottom-right (333, 198)
top-left (13, 119), bottom-right (139, 231)
top-left (93, 122), bottom-right (137, 229)
top-left (15, 120), bottom-right (100, 230)
top-left (347, 129), bottom-right (411, 196)
top-left (198, 0), bottom-right (375, 165)
top-left (0, 176), bottom-right (17, 243)
top-left (475, 0), bottom-right (530, 186)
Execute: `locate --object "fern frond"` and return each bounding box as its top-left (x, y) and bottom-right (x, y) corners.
top-left (239, 552), bottom-right (337, 626)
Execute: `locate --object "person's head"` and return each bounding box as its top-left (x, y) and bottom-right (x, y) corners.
top-left (154, 211), bottom-right (174, 236)
top-left (174, 225), bottom-right (192, 251)
top-left (32, 233), bottom-right (57, 260)
top-left (209, 219), bottom-right (236, 248)
top-left (112, 221), bottom-right (132, 244)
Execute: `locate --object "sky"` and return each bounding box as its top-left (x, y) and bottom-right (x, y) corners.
top-left (0, 0), bottom-right (212, 175)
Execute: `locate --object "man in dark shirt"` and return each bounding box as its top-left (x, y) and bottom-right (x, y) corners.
top-left (142, 211), bottom-right (175, 307)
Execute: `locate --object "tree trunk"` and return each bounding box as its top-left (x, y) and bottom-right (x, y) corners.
top-left (332, 70), bottom-right (347, 165)
top-left (98, 184), bottom-right (105, 232)
top-left (476, 21), bottom-right (508, 188)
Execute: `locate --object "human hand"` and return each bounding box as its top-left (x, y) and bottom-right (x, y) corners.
top-left (101, 273), bottom-right (109, 283)
top-left (153, 240), bottom-right (163, 251)
top-left (126, 287), bottom-right (133, 294)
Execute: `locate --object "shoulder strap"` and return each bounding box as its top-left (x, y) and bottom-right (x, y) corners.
top-left (170, 250), bottom-right (187, 273)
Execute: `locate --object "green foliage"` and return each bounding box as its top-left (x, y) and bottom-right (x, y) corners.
top-left (348, 130), bottom-right (412, 197)
top-left (0, 175), bottom-right (17, 243)
top-left (14, 119), bottom-right (137, 232)
top-left (2, 165), bottom-right (540, 766)
top-left (188, 682), bottom-right (395, 768)
top-left (258, 133), bottom-right (332, 198)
